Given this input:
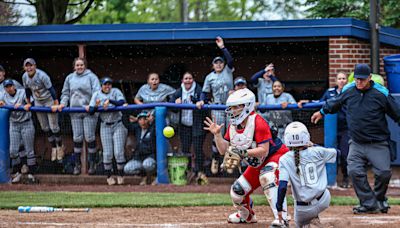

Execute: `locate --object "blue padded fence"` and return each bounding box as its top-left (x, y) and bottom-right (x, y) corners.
top-left (0, 102), bottom-right (332, 184)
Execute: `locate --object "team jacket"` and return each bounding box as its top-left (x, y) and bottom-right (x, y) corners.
top-left (321, 81), bottom-right (400, 143)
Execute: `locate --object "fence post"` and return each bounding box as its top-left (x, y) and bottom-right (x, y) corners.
top-left (0, 109), bottom-right (10, 183)
top-left (155, 106), bottom-right (169, 184)
top-left (324, 113), bottom-right (338, 186)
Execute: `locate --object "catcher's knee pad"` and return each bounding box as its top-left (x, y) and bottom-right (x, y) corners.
top-left (259, 162), bottom-right (278, 192)
top-left (230, 175), bottom-right (252, 205)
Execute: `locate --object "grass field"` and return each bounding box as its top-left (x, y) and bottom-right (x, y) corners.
top-left (2, 191), bottom-right (400, 209)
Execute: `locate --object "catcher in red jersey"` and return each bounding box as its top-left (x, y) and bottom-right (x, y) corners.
top-left (204, 88), bottom-right (290, 227)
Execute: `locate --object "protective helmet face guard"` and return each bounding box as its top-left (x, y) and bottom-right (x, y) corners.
top-left (225, 88), bottom-right (256, 126)
top-left (284, 121), bottom-right (310, 147)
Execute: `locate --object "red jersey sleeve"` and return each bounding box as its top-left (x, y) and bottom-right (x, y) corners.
top-left (254, 114), bottom-right (272, 145)
top-left (224, 124), bottom-right (231, 141)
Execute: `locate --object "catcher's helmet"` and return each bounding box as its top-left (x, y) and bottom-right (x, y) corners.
top-left (225, 88), bottom-right (256, 126)
top-left (284, 121), bottom-right (310, 147)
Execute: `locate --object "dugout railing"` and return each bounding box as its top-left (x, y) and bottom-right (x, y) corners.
top-left (0, 102), bottom-right (338, 184)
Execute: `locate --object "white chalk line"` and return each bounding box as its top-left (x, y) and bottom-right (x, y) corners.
top-left (1, 215), bottom-right (400, 227)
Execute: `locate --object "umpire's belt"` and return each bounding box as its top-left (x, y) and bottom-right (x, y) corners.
top-left (103, 120), bottom-right (121, 126)
top-left (296, 191), bottom-right (324, 206)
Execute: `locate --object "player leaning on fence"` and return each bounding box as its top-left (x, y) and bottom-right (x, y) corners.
top-left (204, 88), bottom-right (290, 226)
top-left (0, 79), bottom-right (36, 184)
top-left (57, 57), bottom-right (101, 175)
top-left (311, 63), bottom-right (400, 214)
top-left (22, 58), bottom-right (65, 162)
top-left (88, 77), bottom-right (127, 185)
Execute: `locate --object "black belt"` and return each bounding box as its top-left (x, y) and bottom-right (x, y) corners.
top-left (296, 191), bottom-right (325, 206)
top-left (103, 120), bottom-right (121, 126)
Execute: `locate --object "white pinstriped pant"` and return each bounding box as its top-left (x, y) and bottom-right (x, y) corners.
top-left (100, 121), bottom-right (127, 164)
top-left (70, 113), bottom-right (98, 144)
top-left (124, 157), bottom-right (156, 175)
top-left (9, 120), bottom-right (36, 166)
top-left (35, 98), bottom-right (60, 134)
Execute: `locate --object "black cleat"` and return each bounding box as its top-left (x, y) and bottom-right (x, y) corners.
top-left (377, 200), bottom-right (390, 213)
top-left (353, 205), bottom-right (380, 214)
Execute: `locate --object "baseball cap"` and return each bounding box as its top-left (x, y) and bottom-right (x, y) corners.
top-left (137, 111), bottom-right (148, 119)
top-left (0, 65), bottom-right (4, 72)
top-left (212, 56), bottom-right (225, 64)
top-left (23, 58), bottom-right (36, 66)
top-left (234, 76), bottom-right (247, 86)
top-left (354, 64), bottom-right (371, 79)
top-left (3, 79), bottom-right (14, 87)
top-left (100, 77), bottom-right (113, 85)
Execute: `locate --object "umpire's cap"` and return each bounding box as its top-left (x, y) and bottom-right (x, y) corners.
top-left (354, 64), bottom-right (371, 79)
top-left (3, 79), bottom-right (14, 87)
top-left (100, 77), bottom-right (113, 85)
top-left (212, 56), bottom-right (225, 64)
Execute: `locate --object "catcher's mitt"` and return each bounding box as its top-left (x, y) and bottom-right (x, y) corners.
top-left (221, 146), bottom-right (246, 173)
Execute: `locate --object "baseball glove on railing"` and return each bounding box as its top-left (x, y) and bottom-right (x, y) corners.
top-left (221, 146), bottom-right (248, 174)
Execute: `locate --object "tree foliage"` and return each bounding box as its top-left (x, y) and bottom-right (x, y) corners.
top-left (0, 0), bottom-right (95, 25)
top-left (0, 0), bottom-right (21, 25)
top-left (78, 0), bottom-right (303, 24)
top-left (306, 0), bottom-right (400, 28)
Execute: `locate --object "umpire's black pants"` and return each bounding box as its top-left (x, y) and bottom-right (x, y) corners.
top-left (347, 140), bottom-right (392, 209)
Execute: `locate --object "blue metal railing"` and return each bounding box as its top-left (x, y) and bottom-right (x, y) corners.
top-left (0, 102), bottom-right (329, 184)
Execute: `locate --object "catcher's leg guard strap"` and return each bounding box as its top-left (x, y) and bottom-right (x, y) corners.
top-left (230, 175), bottom-right (253, 220)
top-left (259, 162), bottom-right (287, 220)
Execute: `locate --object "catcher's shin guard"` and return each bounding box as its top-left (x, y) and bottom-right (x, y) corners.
top-left (259, 162), bottom-right (288, 221)
top-left (228, 176), bottom-right (255, 223)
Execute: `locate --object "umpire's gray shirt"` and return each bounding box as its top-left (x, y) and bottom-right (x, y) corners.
top-left (0, 89), bottom-right (31, 122)
top-left (60, 69), bottom-right (100, 107)
top-left (22, 68), bottom-right (53, 101)
top-left (135, 83), bottom-right (175, 103)
top-left (279, 146), bottom-right (336, 203)
top-left (90, 88), bottom-right (126, 123)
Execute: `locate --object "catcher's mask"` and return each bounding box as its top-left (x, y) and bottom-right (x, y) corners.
top-left (284, 121), bottom-right (310, 147)
top-left (225, 88), bottom-right (255, 126)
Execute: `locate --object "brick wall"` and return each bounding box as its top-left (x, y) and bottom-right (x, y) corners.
top-left (329, 36), bottom-right (400, 87)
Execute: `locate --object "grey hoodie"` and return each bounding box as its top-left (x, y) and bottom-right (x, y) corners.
top-left (60, 69), bottom-right (100, 107)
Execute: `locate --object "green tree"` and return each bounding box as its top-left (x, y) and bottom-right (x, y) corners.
top-left (0, 0), bottom-right (95, 24)
top-left (78, 0), bottom-right (304, 24)
top-left (306, 0), bottom-right (400, 28)
top-left (0, 0), bottom-right (21, 25)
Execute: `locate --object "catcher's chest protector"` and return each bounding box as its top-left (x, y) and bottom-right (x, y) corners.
top-left (229, 115), bottom-right (264, 167)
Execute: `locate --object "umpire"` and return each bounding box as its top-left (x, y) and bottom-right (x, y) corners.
top-left (311, 64), bottom-right (400, 214)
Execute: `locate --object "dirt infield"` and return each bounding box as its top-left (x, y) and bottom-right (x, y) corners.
top-left (1, 183), bottom-right (400, 227)
top-left (1, 206), bottom-right (400, 227)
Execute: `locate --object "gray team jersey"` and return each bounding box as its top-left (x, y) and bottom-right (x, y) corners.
top-left (202, 66), bottom-right (233, 104)
top-left (0, 89), bottom-right (31, 122)
top-left (279, 146), bottom-right (336, 203)
top-left (255, 78), bottom-right (273, 104)
top-left (264, 92), bottom-right (296, 127)
top-left (135, 83), bottom-right (175, 103)
top-left (22, 68), bottom-right (53, 101)
top-left (60, 69), bottom-right (101, 107)
top-left (90, 88), bottom-right (126, 123)
top-left (0, 80), bottom-right (23, 95)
